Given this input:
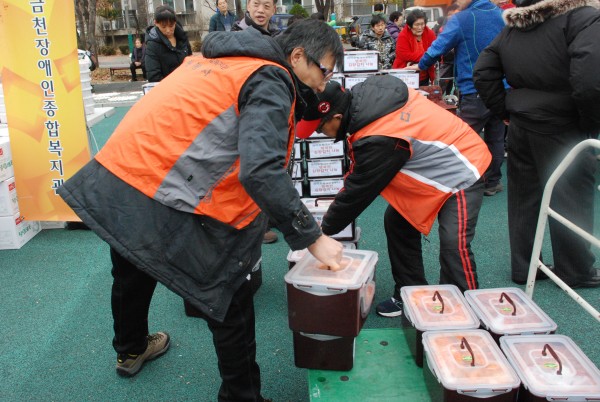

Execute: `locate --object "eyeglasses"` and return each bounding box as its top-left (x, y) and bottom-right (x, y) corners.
top-left (306, 54), bottom-right (334, 82)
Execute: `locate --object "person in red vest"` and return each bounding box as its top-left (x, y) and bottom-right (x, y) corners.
top-left (58, 20), bottom-right (343, 401)
top-left (296, 76), bottom-right (491, 318)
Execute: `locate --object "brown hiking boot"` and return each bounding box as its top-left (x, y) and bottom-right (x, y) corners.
top-left (263, 230), bottom-right (278, 244)
top-left (116, 332), bottom-right (170, 377)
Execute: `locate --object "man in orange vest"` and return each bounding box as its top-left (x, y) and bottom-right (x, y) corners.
top-left (58, 20), bottom-right (343, 401)
top-left (296, 77), bottom-right (491, 318)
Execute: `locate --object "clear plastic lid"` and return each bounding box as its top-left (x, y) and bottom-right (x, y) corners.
top-left (423, 330), bottom-right (520, 395)
top-left (500, 335), bottom-right (600, 399)
top-left (464, 287), bottom-right (557, 335)
top-left (284, 249), bottom-right (378, 292)
top-left (287, 241), bottom-right (357, 263)
top-left (400, 285), bottom-right (479, 331)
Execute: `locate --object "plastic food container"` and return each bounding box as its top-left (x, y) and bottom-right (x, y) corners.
top-left (285, 249), bottom-right (378, 337)
top-left (401, 285), bottom-right (480, 367)
top-left (423, 330), bottom-right (520, 401)
top-left (302, 198), bottom-right (356, 241)
top-left (292, 332), bottom-right (355, 371)
top-left (287, 240), bottom-right (357, 270)
top-left (464, 288), bottom-right (557, 344)
top-left (500, 335), bottom-right (600, 401)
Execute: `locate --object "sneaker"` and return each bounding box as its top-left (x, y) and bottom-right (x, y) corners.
top-left (116, 332), bottom-right (171, 377)
top-left (263, 230), bottom-right (278, 244)
top-left (484, 183), bottom-right (503, 197)
top-left (376, 297), bottom-right (403, 317)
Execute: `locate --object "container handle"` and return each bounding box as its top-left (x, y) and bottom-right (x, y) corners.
top-left (499, 292), bottom-right (516, 316)
top-left (432, 290), bottom-right (445, 314)
top-left (542, 344), bottom-right (562, 375)
top-left (460, 337), bottom-right (475, 367)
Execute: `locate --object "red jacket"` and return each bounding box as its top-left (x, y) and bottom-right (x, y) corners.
top-left (393, 24), bottom-right (436, 83)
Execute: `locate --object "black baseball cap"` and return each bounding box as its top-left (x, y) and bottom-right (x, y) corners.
top-left (296, 81), bottom-right (351, 139)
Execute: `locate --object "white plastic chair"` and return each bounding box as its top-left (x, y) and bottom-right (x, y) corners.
top-left (525, 138), bottom-right (600, 322)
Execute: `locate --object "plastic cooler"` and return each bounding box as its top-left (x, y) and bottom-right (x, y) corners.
top-left (401, 285), bottom-right (480, 367)
top-left (292, 332), bottom-right (355, 371)
top-left (464, 288), bottom-right (557, 344)
top-left (285, 249), bottom-right (378, 337)
top-left (500, 335), bottom-right (600, 402)
top-left (423, 329), bottom-right (520, 401)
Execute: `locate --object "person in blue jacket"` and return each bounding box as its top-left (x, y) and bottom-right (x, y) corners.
top-left (209, 0), bottom-right (236, 32)
top-left (412, 0), bottom-right (507, 197)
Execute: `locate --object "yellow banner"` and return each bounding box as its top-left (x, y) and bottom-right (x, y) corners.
top-left (0, 0), bottom-right (90, 221)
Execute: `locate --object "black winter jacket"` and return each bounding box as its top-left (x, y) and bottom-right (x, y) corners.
top-left (58, 28), bottom-right (320, 322)
top-left (473, 0), bottom-right (600, 134)
top-left (145, 23), bottom-right (192, 82)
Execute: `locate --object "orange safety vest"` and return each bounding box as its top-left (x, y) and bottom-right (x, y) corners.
top-left (349, 88), bottom-right (491, 234)
top-left (96, 55), bottom-right (295, 229)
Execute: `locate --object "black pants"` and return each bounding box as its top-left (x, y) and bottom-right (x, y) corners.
top-left (129, 62), bottom-right (146, 80)
top-left (459, 94), bottom-right (505, 188)
top-left (110, 248), bottom-right (262, 402)
top-left (384, 181), bottom-right (484, 299)
top-left (507, 124), bottom-right (596, 284)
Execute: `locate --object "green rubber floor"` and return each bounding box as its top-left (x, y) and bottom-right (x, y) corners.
top-left (308, 328), bottom-right (431, 401)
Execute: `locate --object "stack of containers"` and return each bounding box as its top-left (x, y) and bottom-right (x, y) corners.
top-left (464, 287), bottom-right (557, 345)
top-left (0, 82), bottom-right (6, 124)
top-left (422, 329), bottom-right (521, 401)
top-left (78, 51), bottom-right (94, 116)
top-left (0, 132), bottom-right (41, 249)
top-left (342, 50), bottom-right (379, 90)
top-left (500, 335), bottom-right (600, 401)
top-left (284, 249), bottom-right (378, 371)
top-left (400, 284), bottom-right (480, 368)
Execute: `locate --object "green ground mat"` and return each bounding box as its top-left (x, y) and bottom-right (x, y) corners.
top-left (307, 328), bottom-right (431, 401)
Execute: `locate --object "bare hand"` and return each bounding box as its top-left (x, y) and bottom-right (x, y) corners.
top-left (135, 62), bottom-right (141, 66)
top-left (307, 235), bottom-right (344, 271)
top-left (403, 65), bottom-right (420, 72)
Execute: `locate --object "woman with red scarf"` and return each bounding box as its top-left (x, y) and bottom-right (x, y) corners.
top-left (392, 9), bottom-right (436, 86)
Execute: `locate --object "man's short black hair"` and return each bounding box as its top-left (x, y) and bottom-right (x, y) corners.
top-left (155, 5), bottom-right (177, 23)
top-left (310, 12), bottom-right (325, 21)
top-left (374, 3), bottom-right (384, 12)
top-left (275, 19), bottom-right (344, 72)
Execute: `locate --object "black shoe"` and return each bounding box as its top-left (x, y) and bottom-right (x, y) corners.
top-left (512, 265), bottom-right (554, 285)
top-left (568, 268), bottom-right (600, 289)
top-left (484, 183), bottom-right (503, 196)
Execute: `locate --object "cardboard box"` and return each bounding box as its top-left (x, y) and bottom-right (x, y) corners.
top-left (0, 136), bottom-right (14, 182)
top-left (0, 213), bottom-right (41, 250)
top-left (0, 177), bottom-right (19, 216)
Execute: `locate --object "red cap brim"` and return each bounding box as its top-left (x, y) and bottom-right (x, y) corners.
top-left (295, 118), bottom-right (322, 139)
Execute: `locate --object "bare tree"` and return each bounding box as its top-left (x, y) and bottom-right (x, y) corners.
top-left (75, 0), bottom-right (99, 64)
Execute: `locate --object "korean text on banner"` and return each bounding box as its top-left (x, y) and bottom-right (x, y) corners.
top-left (0, 0), bottom-right (91, 221)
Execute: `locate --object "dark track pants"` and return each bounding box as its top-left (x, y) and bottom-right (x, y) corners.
top-left (384, 181), bottom-right (484, 299)
top-left (459, 94), bottom-right (505, 189)
top-left (110, 248), bottom-right (262, 402)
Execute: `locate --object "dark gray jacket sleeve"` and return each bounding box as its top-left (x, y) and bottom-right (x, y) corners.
top-left (322, 136), bottom-right (410, 235)
top-left (473, 33), bottom-right (509, 121)
top-left (238, 66), bottom-right (321, 250)
top-left (144, 41), bottom-right (164, 82)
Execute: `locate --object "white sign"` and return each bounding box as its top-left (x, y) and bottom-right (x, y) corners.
top-left (343, 51), bottom-right (379, 73)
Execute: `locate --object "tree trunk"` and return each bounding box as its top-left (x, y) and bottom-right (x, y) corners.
top-left (234, 0), bottom-right (243, 20)
top-left (75, 0), bottom-right (99, 66)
